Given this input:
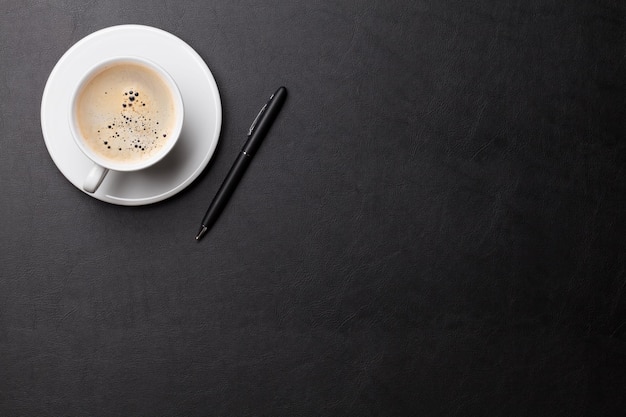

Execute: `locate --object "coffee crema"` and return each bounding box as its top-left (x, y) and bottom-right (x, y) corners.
top-left (75, 62), bottom-right (177, 165)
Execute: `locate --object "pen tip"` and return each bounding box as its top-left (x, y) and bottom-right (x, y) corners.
top-left (195, 226), bottom-right (208, 241)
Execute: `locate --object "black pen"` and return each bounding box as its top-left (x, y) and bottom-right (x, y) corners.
top-left (195, 86), bottom-right (288, 241)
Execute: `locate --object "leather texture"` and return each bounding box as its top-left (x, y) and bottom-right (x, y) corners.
top-left (0, 0), bottom-right (624, 415)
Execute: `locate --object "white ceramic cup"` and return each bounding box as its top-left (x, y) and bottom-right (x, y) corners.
top-left (69, 56), bottom-right (184, 193)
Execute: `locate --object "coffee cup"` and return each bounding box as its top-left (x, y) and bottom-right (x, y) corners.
top-left (69, 56), bottom-right (184, 193)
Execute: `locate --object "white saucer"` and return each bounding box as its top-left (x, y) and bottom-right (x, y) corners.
top-left (41, 25), bottom-right (221, 205)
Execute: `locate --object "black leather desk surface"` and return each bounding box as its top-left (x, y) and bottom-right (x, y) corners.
top-left (1, 1), bottom-right (624, 415)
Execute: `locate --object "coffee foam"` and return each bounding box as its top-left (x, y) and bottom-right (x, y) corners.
top-left (75, 62), bottom-right (177, 165)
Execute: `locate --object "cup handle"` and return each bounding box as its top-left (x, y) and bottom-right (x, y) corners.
top-left (83, 164), bottom-right (109, 193)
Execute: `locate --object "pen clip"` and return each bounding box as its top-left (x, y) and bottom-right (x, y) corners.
top-left (247, 93), bottom-right (275, 136)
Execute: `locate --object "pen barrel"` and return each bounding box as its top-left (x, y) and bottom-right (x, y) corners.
top-left (242, 86), bottom-right (287, 156)
top-left (198, 87), bottom-right (287, 236)
top-left (201, 152), bottom-right (252, 229)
